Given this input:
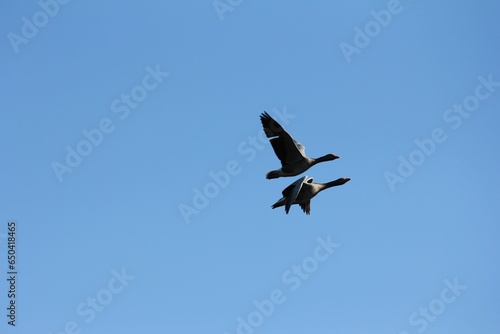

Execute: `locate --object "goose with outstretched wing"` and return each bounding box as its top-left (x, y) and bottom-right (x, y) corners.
top-left (260, 112), bottom-right (339, 179)
top-left (272, 176), bottom-right (350, 215)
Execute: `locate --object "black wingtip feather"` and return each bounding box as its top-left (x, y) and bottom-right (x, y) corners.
top-left (260, 111), bottom-right (284, 138)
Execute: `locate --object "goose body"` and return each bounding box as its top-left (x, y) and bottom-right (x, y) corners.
top-left (272, 176), bottom-right (350, 215)
top-left (260, 112), bottom-right (339, 179)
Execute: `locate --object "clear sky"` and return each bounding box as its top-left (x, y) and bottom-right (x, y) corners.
top-left (1, 1), bottom-right (500, 333)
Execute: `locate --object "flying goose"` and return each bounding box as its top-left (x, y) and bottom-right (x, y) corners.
top-left (260, 112), bottom-right (339, 179)
top-left (272, 176), bottom-right (350, 215)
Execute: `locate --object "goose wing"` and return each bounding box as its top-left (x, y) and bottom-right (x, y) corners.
top-left (299, 201), bottom-right (311, 215)
top-left (285, 176), bottom-right (310, 214)
top-left (280, 175), bottom-right (306, 197)
top-left (299, 177), bottom-right (313, 215)
top-left (260, 112), bottom-right (306, 166)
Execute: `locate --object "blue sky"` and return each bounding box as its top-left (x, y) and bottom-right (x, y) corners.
top-left (1, 1), bottom-right (500, 333)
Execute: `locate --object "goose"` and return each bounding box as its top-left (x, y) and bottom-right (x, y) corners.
top-left (260, 112), bottom-right (339, 179)
top-left (272, 176), bottom-right (350, 215)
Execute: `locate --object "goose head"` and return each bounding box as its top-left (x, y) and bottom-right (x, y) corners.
top-left (315, 154), bottom-right (340, 163)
